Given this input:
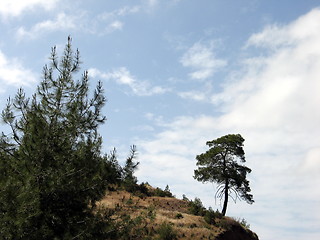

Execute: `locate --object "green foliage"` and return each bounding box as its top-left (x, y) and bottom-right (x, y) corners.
top-left (204, 207), bottom-right (217, 225)
top-left (156, 222), bottom-right (178, 240)
top-left (194, 134), bottom-right (254, 216)
top-left (174, 213), bottom-right (183, 219)
top-left (104, 148), bottom-right (123, 187)
top-left (240, 218), bottom-right (250, 229)
top-left (164, 184), bottom-right (173, 197)
top-left (154, 187), bottom-right (167, 197)
top-left (146, 205), bottom-right (157, 221)
top-left (122, 145), bottom-right (139, 192)
top-left (188, 197), bottom-right (206, 216)
top-left (189, 223), bottom-right (197, 228)
top-left (233, 217), bottom-right (251, 229)
top-left (216, 218), bottom-right (232, 230)
top-left (137, 182), bottom-right (151, 196)
top-left (126, 196), bottom-right (134, 205)
top-left (182, 194), bottom-right (189, 201)
top-left (0, 38), bottom-right (118, 239)
top-left (153, 185), bottom-right (174, 198)
top-left (203, 207), bottom-right (223, 225)
top-left (113, 204), bottom-right (157, 240)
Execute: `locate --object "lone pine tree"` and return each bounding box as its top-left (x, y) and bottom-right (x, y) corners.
top-left (0, 37), bottom-right (113, 239)
top-left (194, 134), bottom-right (254, 216)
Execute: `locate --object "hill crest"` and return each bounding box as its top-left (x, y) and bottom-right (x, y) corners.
top-left (98, 189), bottom-right (259, 240)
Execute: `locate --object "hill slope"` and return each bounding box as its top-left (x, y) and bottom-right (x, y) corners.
top-left (98, 189), bottom-right (259, 240)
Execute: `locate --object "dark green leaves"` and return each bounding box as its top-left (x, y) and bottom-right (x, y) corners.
top-left (194, 134), bottom-right (254, 215)
top-left (0, 38), bottom-right (113, 239)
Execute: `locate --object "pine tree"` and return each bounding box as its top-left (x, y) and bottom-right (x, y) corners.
top-left (122, 145), bottom-right (139, 192)
top-left (0, 37), bottom-right (113, 239)
top-left (194, 134), bottom-right (254, 216)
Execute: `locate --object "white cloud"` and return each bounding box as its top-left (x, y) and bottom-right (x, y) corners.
top-left (0, 50), bottom-right (36, 87)
top-left (178, 91), bottom-right (207, 102)
top-left (142, 0), bottom-right (182, 11)
top-left (117, 6), bottom-right (141, 16)
top-left (136, 8), bottom-right (320, 240)
top-left (96, 5), bottom-right (141, 34)
top-left (144, 0), bottom-right (159, 9)
top-left (16, 11), bottom-right (126, 39)
top-left (300, 148), bottom-right (320, 174)
top-left (16, 12), bottom-right (80, 39)
top-left (0, 0), bottom-right (58, 19)
top-left (247, 8), bottom-right (320, 49)
top-left (181, 41), bottom-right (227, 80)
top-left (99, 6), bottom-right (141, 20)
top-left (88, 67), bottom-right (170, 96)
top-left (107, 20), bottom-right (124, 32)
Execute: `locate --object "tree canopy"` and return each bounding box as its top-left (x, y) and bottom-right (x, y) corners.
top-left (0, 37), bottom-right (116, 239)
top-left (194, 134), bottom-right (254, 216)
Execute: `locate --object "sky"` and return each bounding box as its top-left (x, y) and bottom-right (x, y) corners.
top-left (0, 0), bottom-right (320, 239)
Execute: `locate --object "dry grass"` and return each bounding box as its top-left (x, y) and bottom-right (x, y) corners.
top-left (97, 190), bottom-right (225, 239)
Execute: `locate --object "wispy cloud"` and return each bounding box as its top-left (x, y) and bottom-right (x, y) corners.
top-left (97, 5), bottom-right (141, 34)
top-left (141, 0), bottom-right (182, 13)
top-left (12, 1), bottom-right (180, 40)
top-left (137, 8), bottom-right (320, 239)
top-left (89, 67), bottom-right (170, 96)
top-left (247, 8), bottom-right (320, 49)
top-left (107, 20), bottom-right (124, 32)
top-left (142, 0), bottom-right (182, 11)
top-left (0, 0), bottom-right (59, 19)
top-left (16, 12), bottom-right (80, 39)
top-left (98, 5), bottom-right (141, 20)
top-left (145, 0), bottom-right (158, 8)
top-left (178, 91), bottom-right (207, 102)
top-left (181, 41), bottom-right (227, 80)
top-left (0, 50), bottom-right (36, 87)
top-left (16, 4), bottom-right (141, 39)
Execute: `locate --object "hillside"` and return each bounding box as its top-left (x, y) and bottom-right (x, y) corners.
top-left (97, 187), bottom-right (259, 240)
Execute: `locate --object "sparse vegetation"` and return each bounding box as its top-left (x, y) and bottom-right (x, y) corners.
top-left (153, 186), bottom-right (174, 198)
top-left (156, 222), bottom-right (177, 240)
top-left (188, 197), bottom-right (206, 216)
top-left (233, 217), bottom-right (251, 229)
top-left (215, 218), bottom-right (233, 230)
top-left (204, 208), bottom-right (217, 225)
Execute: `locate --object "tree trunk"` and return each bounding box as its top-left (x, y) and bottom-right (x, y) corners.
top-left (222, 179), bottom-right (229, 216)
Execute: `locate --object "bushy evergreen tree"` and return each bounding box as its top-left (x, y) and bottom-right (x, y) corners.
top-left (0, 37), bottom-right (115, 239)
top-left (122, 145), bottom-right (139, 192)
top-left (104, 148), bottom-right (123, 187)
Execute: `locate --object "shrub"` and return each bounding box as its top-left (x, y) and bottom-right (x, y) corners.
top-left (138, 182), bottom-right (151, 196)
top-left (157, 222), bottom-right (177, 240)
top-left (146, 205), bottom-right (156, 220)
top-left (213, 209), bottom-right (223, 219)
top-left (153, 185), bottom-right (173, 198)
top-left (174, 213), bottom-right (183, 219)
top-left (189, 223), bottom-right (197, 228)
top-left (126, 197), bottom-right (134, 205)
top-left (204, 208), bottom-right (216, 225)
top-left (182, 194), bottom-right (189, 201)
top-left (240, 218), bottom-right (250, 229)
top-left (216, 218), bottom-right (232, 230)
top-left (188, 197), bottom-right (206, 216)
top-left (233, 217), bottom-right (250, 229)
top-left (164, 185), bottom-right (173, 197)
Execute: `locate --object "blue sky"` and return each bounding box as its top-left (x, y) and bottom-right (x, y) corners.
top-left (1, 1), bottom-right (320, 239)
